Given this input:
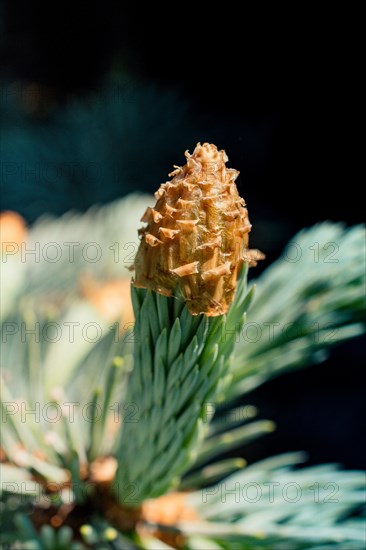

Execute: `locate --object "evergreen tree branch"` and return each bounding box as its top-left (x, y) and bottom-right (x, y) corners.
top-left (228, 223), bottom-right (366, 397)
top-left (113, 271), bottom-right (252, 505)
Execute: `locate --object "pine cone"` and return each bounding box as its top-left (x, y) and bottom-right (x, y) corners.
top-left (133, 143), bottom-right (262, 316)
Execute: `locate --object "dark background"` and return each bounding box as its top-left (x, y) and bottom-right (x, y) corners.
top-left (1, 2), bottom-right (364, 467)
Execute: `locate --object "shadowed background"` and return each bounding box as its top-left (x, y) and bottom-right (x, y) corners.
top-left (0, 1), bottom-right (364, 468)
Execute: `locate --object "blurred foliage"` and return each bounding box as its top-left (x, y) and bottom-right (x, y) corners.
top-left (0, 75), bottom-right (196, 221)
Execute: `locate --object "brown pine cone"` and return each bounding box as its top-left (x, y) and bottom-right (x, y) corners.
top-left (133, 143), bottom-right (263, 316)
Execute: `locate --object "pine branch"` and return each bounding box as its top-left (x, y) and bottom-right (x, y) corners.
top-left (1, 188), bottom-right (365, 548)
top-left (184, 223), bottom-right (366, 500)
top-left (183, 453), bottom-right (366, 549)
top-left (113, 271), bottom-right (252, 505)
top-left (227, 222), bottom-right (366, 398)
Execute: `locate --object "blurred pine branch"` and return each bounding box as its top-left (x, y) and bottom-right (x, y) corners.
top-left (228, 222), bottom-right (366, 397)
